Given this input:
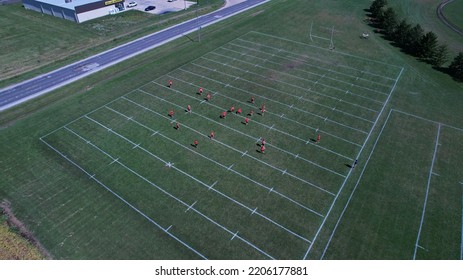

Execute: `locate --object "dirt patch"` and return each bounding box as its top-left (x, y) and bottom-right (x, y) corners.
top-left (0, 200), bottom-right (52, 259)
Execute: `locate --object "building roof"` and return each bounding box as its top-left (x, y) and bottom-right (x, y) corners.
top-left (33, 0), bottom-right (116, 9)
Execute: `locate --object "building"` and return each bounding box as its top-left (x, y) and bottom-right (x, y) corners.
top-left (23, 0), bottom-right (126, 23)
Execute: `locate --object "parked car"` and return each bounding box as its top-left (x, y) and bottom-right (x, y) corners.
top-left (144, 5), bottom-right (156, 11)
top-left (127, 1), bottom-right (137, 7)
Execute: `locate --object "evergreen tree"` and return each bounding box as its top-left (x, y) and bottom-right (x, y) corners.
top-left (369, 0), bottom-right (388, 18)
top-left (379, 7), bottom-right (399, 38)
top-left (393, 19), bottom-right (412, 48)
top-left (448, 52), bottom-right (463, 81)
top-left (430, 44), bottom-right (449, 67)
top-left (404, 24), bottom-right (424, 55)
top-left (418, 31), bottom-right (439, 60)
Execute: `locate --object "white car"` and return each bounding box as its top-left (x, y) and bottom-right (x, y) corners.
top-left (127, 1), bottom-right (137, 7)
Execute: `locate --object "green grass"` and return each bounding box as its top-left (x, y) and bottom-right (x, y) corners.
top-left (0, 1), bottom-right (224, 86)
top-left (0, 0), bottom-right (462, 259)
top-left (443, 0), bottom-right (463, 32)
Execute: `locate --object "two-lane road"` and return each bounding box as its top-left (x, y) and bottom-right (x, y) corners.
top-left (0, 0), bottom-right (269, 111)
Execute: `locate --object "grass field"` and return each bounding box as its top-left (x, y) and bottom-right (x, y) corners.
top-left (0, 1), bottom-right (224, 86)
top-left (442, 0), bottom-right (463, 31)
top-left (0, 0), bottom-right (462, 260)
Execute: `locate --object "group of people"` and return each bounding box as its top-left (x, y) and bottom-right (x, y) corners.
top-left (166, 80), bottom-right (359, 167)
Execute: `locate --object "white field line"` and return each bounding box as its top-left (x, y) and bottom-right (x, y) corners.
top-left (189, 62), bottom-right (375, 128)
top-left (223, 42), bottom-right (390, 97)
top-left (169, 77), bottom-right (352, 176)
top-left (304, 66), bottom-right (404, 260)
top-left (198, 55), bottom-right (378, 122)
top-left (149, 81), bottom-right (355, 161)
top-left (319, 109), bottom-right (394, 259)
top-left (170, 73), bottom-right (363, 148)
top-left (176, 66), bottom-right (368, 138)
top-left (391, 109), bottom-right (463, 133)
top-left (39, 137), bottom-right (208, 260)
top-left (134, 88), bottom-right (335, 196)
top-left (62, 125), bottom-right (275, 260)
top-left (233, 38), bottom-right (395, 90)
top-left (103, 105), bottom-right (313, 243)
top-left (122, 95), bottom-right (326, 217)
top-left (208, 49), bottom-right (381, 112)
top-left (248, 31), bottom-right (403, 76)
top-left (227, 39), bottom-right (393, 89)
top-left (413, 123), bottom-right (442, 260)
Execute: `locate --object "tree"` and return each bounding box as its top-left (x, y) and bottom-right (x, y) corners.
top-left (448, 52), bottom-right (463, 81)
top-left (393, 19), bottom-right (412, 48)
top-left (369, 0), bottom-right (388, 18)
top-left (378, 7), bottom-right (399, 38)
top-left (404, 24), bottom-right (424, 55)
top-left (430, 44), bottom-right (449, 67)
top-left (418, 31), bottom-right (439, 61)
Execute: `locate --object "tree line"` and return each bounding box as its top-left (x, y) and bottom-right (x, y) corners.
top-left (369, 0), bottom-right (463, 81)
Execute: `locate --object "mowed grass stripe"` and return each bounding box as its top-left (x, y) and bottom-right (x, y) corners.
top-left (183, 61), bottom-right (374, 133)
top-left (41, 130), bottom-right (203, 259)
top-left (243, 31), bottom-right (402, 82)
top-left (168, 66), bottom-right (367, 148)
top-left (115, 94), bottom-right (333, 220)
top-left (321, 112), bottom-right (440, 259)
top-left (412, 126), bottom-right (463, 260)
top-left (63, 117), bottom-right (279, 259)
top-left (137, 82), bottom-right (348, 192)
top-left (163, 69), bottom-right (365, 151)
top-left (205, 49), bottom-right (382, 114)
top-left (194, 54), bottom-right (378, 124)
top-left (220, 41), bottom-right (390, 99)
top-left (122, 90), bottom-right (337, 210)
top-left (80, 107), bottom-right (314, 259)
top-left (102, 104), bottom-right (315, 244)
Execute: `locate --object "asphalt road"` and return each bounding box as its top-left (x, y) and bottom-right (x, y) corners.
top-left (0, 0), bottom-right (269, 111)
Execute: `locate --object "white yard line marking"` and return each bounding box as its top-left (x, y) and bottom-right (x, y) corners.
top-left (248, 31), bottom-right (402, 76)
top-left (39, 137), bottom-right (208, 260)
top-left (118, 97), bottom-right (325, 218)
top-left (62, 125), bottom-right (276, 260)
top-left (307, 66), bottom-right (404, 260)
top-left (185, 201), bottom-right (197, 212)
top-left (101, 106), bottom-right (317, 242)
top-left (413, 123), bottom-right (441, 260)
top-left (178, 67), bottom-right (369, 135)
top-left (212, 47), bottom-right (388, 104)
top-left (171, 75), bottom-right (362, 148)
top-left (191, 61), bottom-right (376, 125)
top-left (147, 83), bottom-right (354, 166)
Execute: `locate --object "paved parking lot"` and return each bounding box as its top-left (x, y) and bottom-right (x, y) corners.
top-left (125, 0), bottom-right (197, 14)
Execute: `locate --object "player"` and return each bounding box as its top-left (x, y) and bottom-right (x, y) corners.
top-left (248, 109), bottom-right (254, 116)
top-left (245, 117), bottom-right (249, 125)
top-left (187, 105), bottom-right (191, 113)
top-left (229, 105), bottom-right (235, 112)
top-left (250, 96), bottom-right (255, 104)
top-left (353, 159), bottom-right (358, 169)
top-left (193, 140), bottom-right (199, 148)
top-left (168, 80), bottom-right (173, 88)
top-left (175, 122), bottom-right (180, 130)
top-left (220, 111), bottom-right (227, 119)
top-left (199, 87), bottom-right (203, 95)
top-left (209, 131), bottom-right (215, 139)
top-left (206, 93), bottom-right (212, 101)
top-left (316, 134), bottom-right (321, 143)
top-left (260, 145), bottom-right (265, 154)
top-left (261, 138), bottom-right (266, 146)
top-left (236, 108), bottom-right (242, 114)
top-left (261, 104), bottom-right (266, 115)
top-left (168, 110), bottom-right (174, 118)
